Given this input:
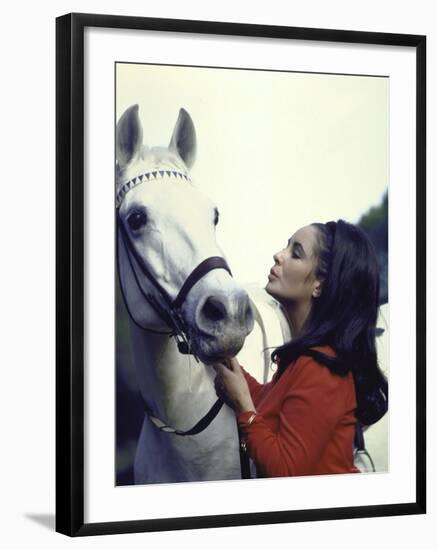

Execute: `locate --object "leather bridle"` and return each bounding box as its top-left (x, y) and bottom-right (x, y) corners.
top-left (117, 209), bottom-right (232, 360)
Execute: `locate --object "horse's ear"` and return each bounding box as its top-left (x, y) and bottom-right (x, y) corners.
top-left (116, 104), bottom-right (143, 168)
top-left (169, 108), bottom-right (196, 169)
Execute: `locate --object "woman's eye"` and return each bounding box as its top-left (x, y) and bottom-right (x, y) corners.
top-left (127, 210), bottom-right (148, 231)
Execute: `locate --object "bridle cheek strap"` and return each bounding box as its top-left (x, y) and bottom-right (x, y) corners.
top-left (172, 257), bottom-right (232, 310)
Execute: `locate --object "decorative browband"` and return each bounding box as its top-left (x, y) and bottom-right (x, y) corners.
top-left (116, 169), bottom-right (192, 208)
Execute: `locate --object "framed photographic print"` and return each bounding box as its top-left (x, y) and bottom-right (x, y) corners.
top-left (56, 12), bottom-right (426, 536)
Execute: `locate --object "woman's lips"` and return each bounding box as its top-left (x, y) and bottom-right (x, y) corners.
top-left (268, 268), bottom-right (279, 279)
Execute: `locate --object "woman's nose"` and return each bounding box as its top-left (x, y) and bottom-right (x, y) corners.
top-left (273, 250), bottom-right (282, 263)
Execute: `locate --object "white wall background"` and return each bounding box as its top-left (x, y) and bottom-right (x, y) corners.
top-left (0, 0), bottom-right (434, 548)
top-left (117, 63), bottom-right (388, 286)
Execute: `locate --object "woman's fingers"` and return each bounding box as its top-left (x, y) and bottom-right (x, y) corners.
top-left (213, 372), bottom-right (236, 409)
top-left (212, 359), bottom-right (241, 400)
top-left (212, 363), bottom-right (225, 375)
top-left (212, 358), bottom-right (240, 372)
top-left (213, 364), bottom-right (232, 388)
top-left (228, 357), bottom-right (241, 371)
top-left (213, 374), bottom-right (224, 396)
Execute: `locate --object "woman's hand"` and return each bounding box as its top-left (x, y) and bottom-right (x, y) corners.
top-left (213, 357), bottom-right (256, 415)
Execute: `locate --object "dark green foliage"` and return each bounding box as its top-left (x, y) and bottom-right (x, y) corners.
top-left (358, 191), bottom-right (388, 304)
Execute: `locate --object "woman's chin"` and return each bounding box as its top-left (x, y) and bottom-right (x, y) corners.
top-left (265, 284), bottom-right (287, 306)
top-left (265, 282), bottom-right (277, 299)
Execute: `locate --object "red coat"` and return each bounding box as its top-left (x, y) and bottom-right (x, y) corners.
top-left (237, 346), bottom-right (360, 477)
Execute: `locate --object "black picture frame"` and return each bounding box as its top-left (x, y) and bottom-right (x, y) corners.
top-left (56, 12), bottom-right (426, 537)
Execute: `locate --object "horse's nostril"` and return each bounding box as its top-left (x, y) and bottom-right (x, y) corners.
top-left (202, 296), bottom-right (227, 323)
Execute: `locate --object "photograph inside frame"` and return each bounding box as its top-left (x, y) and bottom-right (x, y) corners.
top-left (114, 61), bottom-right (389, 486)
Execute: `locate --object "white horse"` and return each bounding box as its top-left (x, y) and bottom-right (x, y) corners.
top-left (116, 105), bottom-right (256, 483)
top-left (117, 105), bottom-right (389, 484)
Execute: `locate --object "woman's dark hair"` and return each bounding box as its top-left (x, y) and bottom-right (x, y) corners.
top-left (271, 219), bottom-right (388, 426)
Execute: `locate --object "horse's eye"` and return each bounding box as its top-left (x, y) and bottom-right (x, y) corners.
top-left (127, 210), bottom-right (148, 231)
top-left (214, 208), bottom-right (220, 226)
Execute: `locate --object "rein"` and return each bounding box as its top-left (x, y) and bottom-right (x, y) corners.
top-left (144, 397), bottom-right (224, 436)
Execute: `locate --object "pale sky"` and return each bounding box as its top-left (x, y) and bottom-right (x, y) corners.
top-left (116, 63), bottom-right (388, 286)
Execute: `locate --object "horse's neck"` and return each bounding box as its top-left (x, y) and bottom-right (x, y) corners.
top-left (127, 318), bottom-right (215, 425)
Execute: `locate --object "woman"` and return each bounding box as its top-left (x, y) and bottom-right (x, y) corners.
top-left (214, 220), bottom-right (388, 478)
